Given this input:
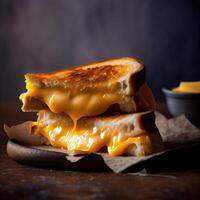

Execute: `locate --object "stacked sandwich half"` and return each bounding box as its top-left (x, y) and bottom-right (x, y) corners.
top-left (5, 57), bottom-right (163, 156)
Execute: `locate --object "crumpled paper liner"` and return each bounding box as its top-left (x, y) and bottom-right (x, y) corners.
top-left (6, 112), bottom-right (200, 173)
top-left (28, 145), bottom-right (164, 173)
top-left (155, 112), bottom-right (200, 146)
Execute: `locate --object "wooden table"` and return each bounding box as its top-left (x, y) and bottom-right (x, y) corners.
top-left (0, 101), bottom-right (200, 200)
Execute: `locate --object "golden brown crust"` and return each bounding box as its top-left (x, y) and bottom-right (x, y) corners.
top-left (27, 65), bottom-right (124, 85)
top-left (25, 57), bottom-right (145, 95)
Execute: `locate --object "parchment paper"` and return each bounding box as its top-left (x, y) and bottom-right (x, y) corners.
top-left (6, 112), bottom-right (200, 173)
top-left (32, 112), bottom-right (200, 172)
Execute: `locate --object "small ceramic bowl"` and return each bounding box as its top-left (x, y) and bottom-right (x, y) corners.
top-left (162, 88), bottom-right (200, 127)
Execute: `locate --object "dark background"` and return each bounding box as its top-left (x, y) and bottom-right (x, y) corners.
top-left (0, 0), bottom-right (200, 100)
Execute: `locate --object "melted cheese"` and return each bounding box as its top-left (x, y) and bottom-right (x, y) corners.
top-left (173, 81), bottom-right (200, 93)
top-left (36, 115), bottom-right (152, 156)
top-left (20, 79), bottom-right (155, 156)
top-left (21, 86), bottom-right (124, 126)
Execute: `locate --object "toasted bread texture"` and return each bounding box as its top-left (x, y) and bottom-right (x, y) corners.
top-left (25, 57), bottom-right (145, 95)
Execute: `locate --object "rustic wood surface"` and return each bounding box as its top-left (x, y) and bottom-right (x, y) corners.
top-left (0, 101), bottom-right (200, 200)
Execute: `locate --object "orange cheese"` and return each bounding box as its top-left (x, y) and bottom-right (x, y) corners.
top-left (20, 86), bottom-right (125, 127)
top-left (173, 81), bottom-right (200, 93)
top-left (35, 113), bottom-right (152, 156)
top-left (20, 82), bottom-right (156, 128)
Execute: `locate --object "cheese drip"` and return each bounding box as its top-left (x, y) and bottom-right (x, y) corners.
top-left (35, 112), bottom-right (152, 156)
top-left (21, 86), bottom-right (124, 127)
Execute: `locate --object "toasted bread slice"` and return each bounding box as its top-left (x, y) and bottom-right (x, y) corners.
top-left (20, 58), bottom-right (155, 121)
top-left (25, 57), bottom-right (145, 95)
top-left (4, 111), bottom-right (163, 156)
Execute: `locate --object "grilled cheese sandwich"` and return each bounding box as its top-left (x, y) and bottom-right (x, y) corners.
top-left (5, 57), bottom-right (163, 156)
